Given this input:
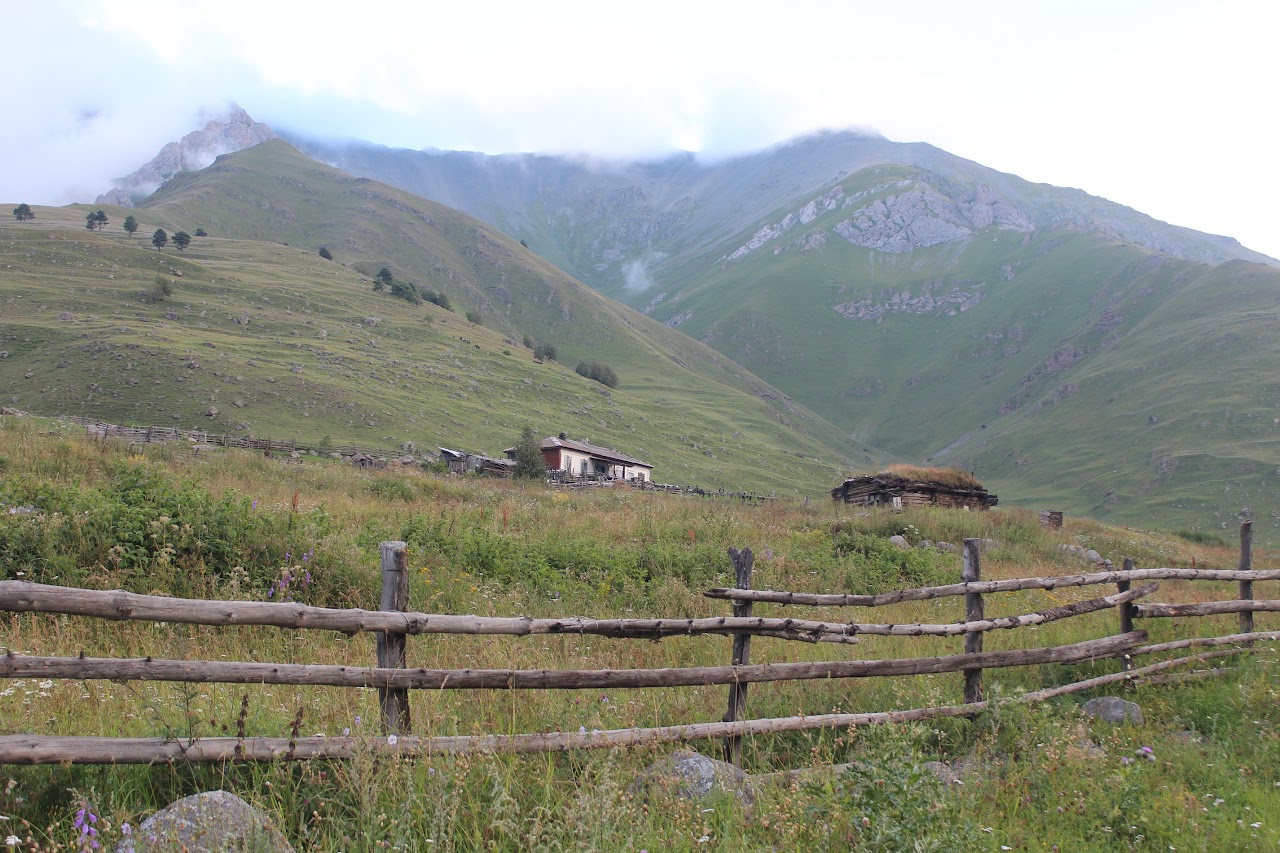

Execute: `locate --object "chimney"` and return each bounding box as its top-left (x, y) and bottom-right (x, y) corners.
top-left (558, 432), bottom-right (567, 440)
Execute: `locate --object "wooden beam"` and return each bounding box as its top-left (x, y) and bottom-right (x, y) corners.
top-left (1134, 600), bottom-right (1280, 619)
top-left (0, 633), bottom-right (1144, 691)
top-left (705, 567), bottom-right (1280, 607)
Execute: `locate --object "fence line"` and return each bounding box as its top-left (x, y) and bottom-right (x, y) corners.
top-left (0, 525), bottom-right (1271, 767)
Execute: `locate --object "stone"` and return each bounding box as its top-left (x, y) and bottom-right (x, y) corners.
top-left (633, 748), bottom-right (755, 805)
top-left (115, 790), bottom-right (294, 852)
top-left (58, 312), bottom-right (74, 321)
top-left (1082, 696), bottom-right (1143, 725)
top-left (888, 535), bottom-right (910, 550)
top-left (923, 760), bottom-right (963, 787)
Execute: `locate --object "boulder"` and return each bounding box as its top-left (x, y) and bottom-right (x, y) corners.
top-left (888, 535), bottom-right (910, 550)
top-left (1082, 696), bottom-right (1143, 725)
top-left (633, 748), bottom-right (755, 805)
top-left (115, 791), bottom-right (293, 852)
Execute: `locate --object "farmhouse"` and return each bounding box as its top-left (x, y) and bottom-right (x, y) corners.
top-left (509, 433), bottom-right (654, 482)
top-left (831, 466), bottom-right (997, 510)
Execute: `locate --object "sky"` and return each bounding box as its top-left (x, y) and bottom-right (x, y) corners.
top-left (4, 0), bottom-right (1278, 258)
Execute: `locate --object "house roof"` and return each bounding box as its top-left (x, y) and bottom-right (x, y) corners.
top-left (502, 436), bottom-right (653, 469)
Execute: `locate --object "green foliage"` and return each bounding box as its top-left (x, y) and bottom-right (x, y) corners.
top-left (150, 228), bottom-right (168, 250)
top-left (194, 227), bottom-right (208, 237)
top-left (1174, 529), bottom-right (1227, 546)
top-left (376, 267), bottom-right (394, 285)
top-left (533, 342), bottom-right (557, 361)
top-left (171, 230), bottom-right (192, 251)
top-left (511, 426), bottom-right (546, 482)
top-left (318, 246), bottom-right (333, 260)
top-left (85, 210), bottom-right (108, 231)
top-left (465, 309), bottom-right (482, 325)
top-left (122, 214), bottom-right (138, 237)
top-left (12, 203), bottom-right (34, 221)
top-left (830, 524), bottom-right (953, 593)
top-left (424, 289), bottom-right (451, 310)
top-left (522, 334), bottom-right (535, 349)
top-left (575, 360), bottom-right (618, 388)
top-left (802, 728), bottom-right (977, 851)
top-left (146, 275), bottom-right (173, 303)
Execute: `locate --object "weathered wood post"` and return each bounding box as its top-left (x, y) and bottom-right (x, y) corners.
top-left (962, 538), bottom-right (983, 704)
top-left (1118, 557), bottom-right (1135, 675)
top-left (723, 547), bottom-right (754, 768)
top-left (1239, 521), bottom-right (1254, 642)
top-left (377, 540), bottom-right (411, 734)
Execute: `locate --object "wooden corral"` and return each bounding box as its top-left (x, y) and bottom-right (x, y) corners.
top-left (832, 466), bottom-right (997, 510)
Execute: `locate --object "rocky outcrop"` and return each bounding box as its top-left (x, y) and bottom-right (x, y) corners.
top-left (97, 105), bottom-right (276, 206)
top-left (115, 790), bottom-right (293, 852)
top-left (832, 281), bottom-right (986, 320)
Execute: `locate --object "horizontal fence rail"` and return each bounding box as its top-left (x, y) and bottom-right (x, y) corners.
top-left (0, 633), bottom-right (1144, 691)
top-left (0, 649), bottom-right (1242, 766)
top-left (705, 567), bottom-right (1280, 607)
top-left (0, 581), bottom-right (1154, 640)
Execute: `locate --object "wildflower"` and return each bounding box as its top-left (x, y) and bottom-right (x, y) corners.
top-left (251, 500), bottom-right (258, 509)
top-left (120, 824), bottom-right (131, 836)
top-left (342, 727), bottom-right (351, 737)
top-left (4, 836), bottom-right (17, 848)
top-left (354, 716), bottom-right (362, 727)
top-left (387, 735), bottom-right (398, 746)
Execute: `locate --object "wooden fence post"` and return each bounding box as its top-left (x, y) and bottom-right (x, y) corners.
top-left (1118, 557), bottom-right (1135, 675)
top-left (1239, 521), bottom-right (1254, 642)
top-left (377, 541), bottom-right (411, 734)
top-left (962, 539), bottom-right (983, 704)
top-left (723, 547), bottom-right (754, 768)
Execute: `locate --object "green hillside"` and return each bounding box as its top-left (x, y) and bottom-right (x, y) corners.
top-left (0, 145), bottom-right (883, 495)
top-left (636, 166), bottom-right (1280, 541)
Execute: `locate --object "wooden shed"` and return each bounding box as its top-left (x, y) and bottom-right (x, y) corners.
top-left (831, 466), bottom-right (997, 510)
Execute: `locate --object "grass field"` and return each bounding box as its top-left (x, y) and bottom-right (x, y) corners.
top-left (1, 418), bottom-right (1277, 850)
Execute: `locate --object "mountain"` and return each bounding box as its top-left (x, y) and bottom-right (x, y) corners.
top-left (285, 129), bottom-right (1280, 541)
top-left (1, 140), bottom-right (875, 495)
top-left (96, 105), bottom-right (276, 207)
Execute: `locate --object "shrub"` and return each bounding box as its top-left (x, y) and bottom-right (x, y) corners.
top-left (318, 246), bottom-right (333, 260)
top-left (575, 361), bottom-right (618, 388)
top-left (533, 342), bottom-right (557, 361)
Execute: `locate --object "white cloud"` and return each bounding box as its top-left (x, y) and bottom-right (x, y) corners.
top-left (2, 0), bottom-right (1277, 258)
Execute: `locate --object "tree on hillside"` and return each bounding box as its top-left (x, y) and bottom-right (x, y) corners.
top-left (575, 361), bottom-right (618, 388)
top-left (172, 231), bottom-right (192, 251)
top-left (533, 342), bottom-right (557, 361)
top-left (194, 227), bottom-right (207, 237)
top-left (318, 246), bottom-right (333, 260)
top-left (377, 267), bottom-right (394, 286)
top-left (466, 310), bottom-right (482, 325)
top-left (151, 228), bottom-right (168, 250)
top-left (12, 203), bottom-right (34, 222)
top-left (85, 210), bottom-right (108, 231)
top-left (122, 215), bottom-right (138, 238)
top-left (147, 275), bottom-right (173, 303)
top-left (511, 426), bottom-right (547, 481)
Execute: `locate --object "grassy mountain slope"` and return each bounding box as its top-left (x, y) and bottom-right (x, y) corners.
top-left (635, 165), bottom-right (1280, 541)
top-left (290, 129), bottom-right (1275, 303)
top-left (0, 146), bottom-right (882, 494)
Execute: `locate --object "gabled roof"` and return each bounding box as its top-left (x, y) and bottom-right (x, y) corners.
top-left (503, 436), bottom-right (653, 468)
top-left (540, 436), bottom-right (652, 468)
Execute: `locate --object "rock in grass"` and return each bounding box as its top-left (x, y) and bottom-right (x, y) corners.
top-left (888, 535), bottom-right (910, 549)
top-left (1082, 696), bottom-right (1143, 725)
top-left (115, 790), bottom-right (294, 852)
top-left (633, 748), bottom-right (755, 805)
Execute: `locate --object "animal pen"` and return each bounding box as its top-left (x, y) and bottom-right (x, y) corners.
top-left (0, 523), bottom-right (1275, 768)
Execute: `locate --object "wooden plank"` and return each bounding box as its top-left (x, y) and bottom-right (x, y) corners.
top-left (0, 646), bottom-right (1215, 766)
top-left (962, 538), bottom-right (982, 703)
top-left (705, 567), bottom-right (1280, 607)
top-left (0, 581), bottom-right (1151, 640)
top-left (723, 547), bottom-right (753, 768)
top-left (376, 541), bottom-right (410, 735)
top-left (1239, 521), bottom-right (1254, 640)
top-left (1134, 600), bottom-right (1280, 618)
top-left (1132, 630), bottom-right (1280, 656)
top-left (0, 632), bottom-right (1144, 691)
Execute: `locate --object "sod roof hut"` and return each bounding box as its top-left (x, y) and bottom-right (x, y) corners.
top-left (831, 466), bottom-right (997, 510)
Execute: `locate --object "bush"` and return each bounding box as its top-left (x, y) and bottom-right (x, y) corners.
top-left (533, 342), bottom-right (557, 361)
top-left (318, 246), bottom-right (333, 260)
top-left (575, 361), bottom-right (618, 388)
top-left (466, 310), bottom-right (482, 325)
top-left (1174, 529), bottom-right (1227, 546)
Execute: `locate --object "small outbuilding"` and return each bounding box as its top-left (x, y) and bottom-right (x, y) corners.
top-left (831, 465), bottom-right (997, 510)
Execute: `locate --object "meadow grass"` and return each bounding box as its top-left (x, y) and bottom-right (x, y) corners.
top-left (0, 420), bottom-right (1277, 850)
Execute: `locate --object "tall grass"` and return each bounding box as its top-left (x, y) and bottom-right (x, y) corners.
top-left (0, 423), bottom-right (1277, 850)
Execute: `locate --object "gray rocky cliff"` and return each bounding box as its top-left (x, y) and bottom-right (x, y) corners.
top-left (96, 105), bottom-right (276, 207)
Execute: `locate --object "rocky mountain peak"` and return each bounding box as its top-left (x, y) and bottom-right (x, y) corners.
top-left (96, 104), bottom-right (276, 207)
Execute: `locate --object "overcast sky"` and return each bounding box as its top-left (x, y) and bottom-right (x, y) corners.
top-left (4, 0), bottom-right (1277, 258)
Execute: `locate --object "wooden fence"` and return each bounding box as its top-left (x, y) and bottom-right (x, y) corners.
top-left (0, 524), bottom-right (1274, 767)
